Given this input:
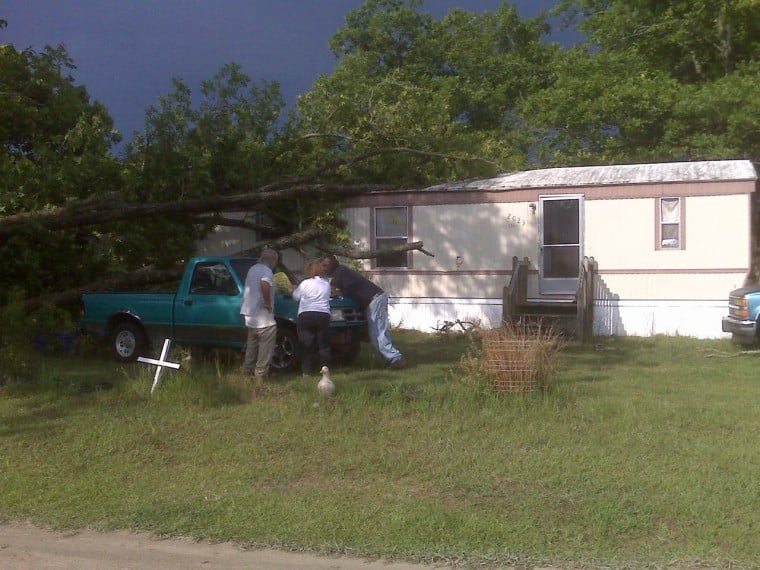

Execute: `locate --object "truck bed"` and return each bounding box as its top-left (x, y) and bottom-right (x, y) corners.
top-left (81, 292), bottom-right (175, 337)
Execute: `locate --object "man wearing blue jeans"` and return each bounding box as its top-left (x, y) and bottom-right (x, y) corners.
top-left (321, 255), bottom-right (407, 369)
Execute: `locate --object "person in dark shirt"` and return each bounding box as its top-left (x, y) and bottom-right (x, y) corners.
top-left (321, 255), bottom-right (406, 369)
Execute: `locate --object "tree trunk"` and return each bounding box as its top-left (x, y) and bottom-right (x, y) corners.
top-left (0, 183), bottom-right (391, 237)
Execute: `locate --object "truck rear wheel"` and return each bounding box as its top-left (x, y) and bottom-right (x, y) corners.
top-left (271, 326), bottom-right (299, 372)
top-left (110, 321), bottom-right (148, 362)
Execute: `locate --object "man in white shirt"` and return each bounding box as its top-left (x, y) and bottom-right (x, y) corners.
top-left (240, 248), bottom-right (279, 385)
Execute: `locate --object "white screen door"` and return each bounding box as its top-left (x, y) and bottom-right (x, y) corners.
top-left (539, 195), bottom-right (583, 294)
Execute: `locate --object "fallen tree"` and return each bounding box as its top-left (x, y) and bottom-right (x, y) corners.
top-left (20, 229), bottom-right (434, 311)
top-left (4, 147), bottom-right (453, 313)
top-left (0, 146), bottom-right (489, 238)
top-left (0, 183), bottom-right (392, 238)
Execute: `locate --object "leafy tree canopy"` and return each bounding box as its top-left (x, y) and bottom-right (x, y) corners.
top-left (521, 0), bottom-right (760, 165)
top-left (117, 64), bottom-right (295, 268)
top-left (555, 0), bottom-right (760, 82)
top-left (0, 41), bottom-right (122, 299)
top-left (298, 0), bottom-right (558, 186)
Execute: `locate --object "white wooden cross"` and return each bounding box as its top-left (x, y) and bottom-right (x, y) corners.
top-left (137, 338), bottom-right (180, 394)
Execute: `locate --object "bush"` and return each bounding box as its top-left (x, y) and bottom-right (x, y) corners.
top-left (0, 289), bottom-right (78, 384)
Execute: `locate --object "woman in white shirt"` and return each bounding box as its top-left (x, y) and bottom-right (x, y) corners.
top-left (291, 260), bottom-right (332, 377)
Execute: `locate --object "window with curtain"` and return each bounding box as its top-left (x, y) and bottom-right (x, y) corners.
top-left (374, 206), bottom-right (409, 268)
top-left (659, 197), bottom-right (681, 249)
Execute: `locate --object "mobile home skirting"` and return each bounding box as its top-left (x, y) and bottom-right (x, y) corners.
top-left (386, 296), bottom-right (731, 339)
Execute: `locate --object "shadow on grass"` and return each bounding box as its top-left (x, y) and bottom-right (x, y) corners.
top-left (0, 402), bottom-right (69, 437)
top-left (394, 329), bottom-right (474, 363)
top-left (0, 351), bottom-right (134, 436)
top-left (562, 336), bottom-right (672, 369)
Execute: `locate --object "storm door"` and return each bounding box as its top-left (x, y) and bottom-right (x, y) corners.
top-left (538, 195), bottom-right (584, 294)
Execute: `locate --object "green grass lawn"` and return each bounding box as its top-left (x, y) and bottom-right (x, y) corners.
top-left (1, 332), bottom-right (759, 569)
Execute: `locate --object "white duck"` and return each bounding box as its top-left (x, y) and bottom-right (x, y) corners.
top-left (318, 365), bottom-right (335, 398)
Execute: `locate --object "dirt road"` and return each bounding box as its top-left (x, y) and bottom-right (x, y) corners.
top-left (0, 524), bottom-right (444, 570)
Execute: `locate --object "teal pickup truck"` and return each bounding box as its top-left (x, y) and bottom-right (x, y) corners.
top-left (81, 256), bottom-right (367, 370)
top-left (721, 285), bottom-right (760, 344)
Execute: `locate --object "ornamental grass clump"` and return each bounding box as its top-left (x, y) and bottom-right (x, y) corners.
top-left (481, 320), bottom-right (565, 394)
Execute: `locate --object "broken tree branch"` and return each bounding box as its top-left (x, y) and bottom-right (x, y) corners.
top-left (319, 240), bottom-right (434, 259)
top-left (234, 228), bottom-right (333, 257)
top-left (702, 349), bottom-right (760, 358)
top-left (195, 214), bottom-right (281, 234)
top-left (261, 145), bottom-right (498, 192)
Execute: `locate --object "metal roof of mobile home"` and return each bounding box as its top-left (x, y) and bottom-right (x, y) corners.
top-left (421, 159), bottom-right (757, 192)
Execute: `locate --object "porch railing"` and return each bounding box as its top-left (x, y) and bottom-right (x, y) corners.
top-left (576, 256), bottom-right (596, 344)
top-left (502, 256), bottom-right (530, 324)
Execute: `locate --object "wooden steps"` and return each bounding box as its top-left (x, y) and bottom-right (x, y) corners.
top-left (502, 256), bottom-right (596, 343)
top-left (515, 298), bottom-right (578, 335)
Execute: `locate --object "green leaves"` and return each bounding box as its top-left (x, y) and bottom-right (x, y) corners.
top-left (519, 0), bottom-right (760, 165)
top-left (127, 65), bottom-right (286, 200)
top-left (662, 61), bottom-right (760, 159)
top-left (519, 48), bottom-right (681, 164)
top-left (567, 0), bottom-right (760, 82)
top-left (0, 43), bottom-right (121, 297)
top-left (116, 65), bottom-right (293, 268)
top-left (300, 1), bottom-right (556, 184)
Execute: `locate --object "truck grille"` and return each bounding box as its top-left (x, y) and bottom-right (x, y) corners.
top-left (341, 307), bottom-right (366, 323)
top-left (728, 294), bottom-right (748, 319)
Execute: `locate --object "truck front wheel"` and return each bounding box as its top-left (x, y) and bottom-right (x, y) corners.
top-left (110, 321), bottom-right (148, 362)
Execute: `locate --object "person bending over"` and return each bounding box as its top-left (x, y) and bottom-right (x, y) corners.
top-left (321, 255), bottom-right (406, 369)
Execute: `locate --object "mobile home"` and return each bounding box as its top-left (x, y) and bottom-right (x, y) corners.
top-left (342, 160), bottom-right (757, 338)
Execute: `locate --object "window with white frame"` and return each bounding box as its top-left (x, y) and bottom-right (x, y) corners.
top-left (659, 197), bottom-right (682, 249)
top-left (374, 206), bottom-right (409, 268)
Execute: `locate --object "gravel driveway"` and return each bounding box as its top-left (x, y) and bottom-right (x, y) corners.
top-left (0, 523), bottom-right (445, 570)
